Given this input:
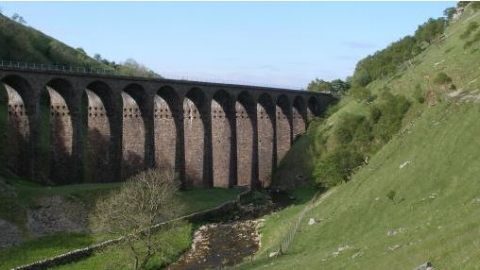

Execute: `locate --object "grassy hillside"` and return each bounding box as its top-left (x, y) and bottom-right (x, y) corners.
top-left (254, 3), bottom-right (480, 269)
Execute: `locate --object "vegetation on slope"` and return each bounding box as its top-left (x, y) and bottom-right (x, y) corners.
top-left (262, 2), bottom-right (480, 269)
top-left (0, 13), bottom-right (160, 78)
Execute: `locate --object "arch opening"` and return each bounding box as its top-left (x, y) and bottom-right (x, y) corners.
top-left (82, 81), bottom-right (116, 183)
top-left (0, 77), bottom-right (30, 177)
top-left (39, 79), bottom-right (75, 184)
top-left (235, 91), bottom-right (255, 187)
top-left (257, 93), bottom-right (275, 187)
top-left (121, 84), bottom-right (147, 180)
top-left (154, 86), bottom-right (180, 177)
top-left (276, 95), bottom-right (292, 166)
top-left (183, 88), bottom-right (207, 187)
top-left (211, 90), bottom-right (233, 188)
top-left (293, 96), bottom-right (307, 140)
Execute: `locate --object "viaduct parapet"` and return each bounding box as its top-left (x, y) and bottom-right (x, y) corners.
top-left (0, 66), bottom-right (336, 188)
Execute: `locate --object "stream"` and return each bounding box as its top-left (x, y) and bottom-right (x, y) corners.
top-left (165, 190), bottom-right (293, 270)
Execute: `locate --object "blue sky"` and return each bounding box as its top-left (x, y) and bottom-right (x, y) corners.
top-left (0, 1), bottom-right (455, 89)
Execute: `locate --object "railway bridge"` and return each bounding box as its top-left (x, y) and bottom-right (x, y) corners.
top-left (0, 64), bottom-right (336, 188)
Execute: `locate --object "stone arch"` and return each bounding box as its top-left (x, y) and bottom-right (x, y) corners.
top-left (82, 81), bottom-right (116, 183)
top-left (307, 96), bottom-right (318, 120)
top-left (154, 86), bottom-right (181, 178)
top-left (211, 90), bottom-right (234, 188)
top-left (276, 94), bottom-right (292, 166)
top-left (0, 75), bottom-right (32, 177)
top-left (235, 91), bottom-right (255, 187)
top-left (39, 78), bottom-right (76, 184)
top-left (121, 83), bottom-right (148, 180)
top-left (257, 93), bottom-right (275, 187)
top-left (183, 87), bottom-right (208, 187)
top-left (292, 96), bottom-right (307, 140)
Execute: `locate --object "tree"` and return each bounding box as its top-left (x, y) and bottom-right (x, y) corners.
top-left (11, 13), bottom-right (26, 24)
top-left (93, 53), bottom-right (102, 62)
top-left (307, 78), bottom-right (332, 93)
top-left (90, 168), bottom-right (185, 270)
top-left (330, 79), bottom-right (350, 95)
top-left (443, 7), bottom-right (456, 20)
top-left (415, 18), bottom-right (446, 45)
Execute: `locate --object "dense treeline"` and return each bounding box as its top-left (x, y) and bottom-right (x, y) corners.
top-left (0, 13), bottom-right (160, 78)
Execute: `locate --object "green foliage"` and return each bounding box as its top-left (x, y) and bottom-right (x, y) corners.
top-left (472, 1), bottom-right (480, 11)
top-left (314, 147), bottom-right (364, 188)
top-left (415, 17), bottom-right (446, 45)
top-left (350, 86), bottom-right (374, 103)
top-left (307, 78), bottom-right (332, 93)
top-left (443, 7), bottom-right (456, 20)
top-left (460, 22), bottom-right (479, 39)
top-left (433, 71), bottom-right (453, 85)
top-left (0, 14), bottom-right (160, 78)
top-left (352, 36), bottom-right (420, 86)
top-left (413, 83), bottom-right (425, 103)
top-left (386, 189), bottom-right (396, 203)
top-left (371, 93), bottom-right (411, 143)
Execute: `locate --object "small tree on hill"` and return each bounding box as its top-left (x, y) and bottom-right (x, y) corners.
top-left (90, 168), bottom-right (184, 270)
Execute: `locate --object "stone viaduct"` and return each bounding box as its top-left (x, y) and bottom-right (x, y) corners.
top-left (0, 66), bottom-right (336, 188)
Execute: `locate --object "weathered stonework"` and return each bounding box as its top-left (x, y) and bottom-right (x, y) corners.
top-left (0, 67), bottom-right (336, 188)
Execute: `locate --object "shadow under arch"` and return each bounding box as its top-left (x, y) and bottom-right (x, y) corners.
top-left (307, 96), bottom-right (318, 120)
top-left (235, 91), bottom-right (256, 188)
top-left (292, 95), bottom-right (307, 141)
top-left (257, 93), bottom-right (275, 188)
top-left (0, 75), bottom-right (33, 178)
top-left (39, 78), bottom-right (77, 184)
top-left (211, 89), bottom-right (235, 188)
top-left (276, 94), bottom-right (292, 167)
top-left (82, 80), bottom-right (118, 183)
top-left (154, 86), bottom-right (182, 185)
top-left (121, 83), bottom-right (148, 180)
top-left (183, 87), bottom-right (209, 188)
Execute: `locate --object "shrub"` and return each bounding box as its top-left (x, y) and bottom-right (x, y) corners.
top-left (350, 86), bottom-right (373, 103)
top-left (413, 84), bottom-right (425, 103)
top-left (433, 72), bottom-right (453, 85)
top-left (460, 22), bottom-right (479, 39)
top-left (314, 147), bottom-right (365, 188)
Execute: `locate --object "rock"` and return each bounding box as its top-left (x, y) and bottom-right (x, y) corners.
top-left (0, 218), bottom-right (23, 249)
top-left (413, 261), bottom-right (434, 270)
top-left (269, 251), bottom-right (279, 258)
top-left (308, 218), bottom-right (316, 225)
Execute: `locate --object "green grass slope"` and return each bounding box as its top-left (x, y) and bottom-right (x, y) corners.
top-left (253, 4), bottom-right (480, 270)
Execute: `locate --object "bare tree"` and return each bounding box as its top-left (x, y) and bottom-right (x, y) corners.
top-left (90, 168), bottom-right (185, 270)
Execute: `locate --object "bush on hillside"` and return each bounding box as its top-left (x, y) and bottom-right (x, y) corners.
top-left (314, 147), bottom-right (365, 188)
top-left (371, 93), bottom-right (411, 142)
top-left (413, 84), bottom-right (426, 104)
top-left (350, 86), bottom-right (374, 103)
top-left (460, 22), bottom-right (479, 39)
top-left (433, 72), bottom-right (453, 85)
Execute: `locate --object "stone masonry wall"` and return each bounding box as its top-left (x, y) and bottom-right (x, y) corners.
top-left (5, 84), bottom-right (29, 175)
top-left (184, 98), bottom-right (205, 187)
top-left (121, 92), bottom-right (145, 179)
top-left (154, 95), bottom-right (176, 171)
top-left (211, 99), bottom-right (231, 188)
top-left (257, 103), bottom-right (273, 187)
top-left (235, 101), bottom-right (253, 187)
top-left (84, 90), bottom-right (112, 183)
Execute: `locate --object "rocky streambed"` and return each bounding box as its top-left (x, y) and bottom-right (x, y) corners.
top-left (167, 219), bottom-right (263, 269)
top-left (166, 190), bottom-right (294, 269)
